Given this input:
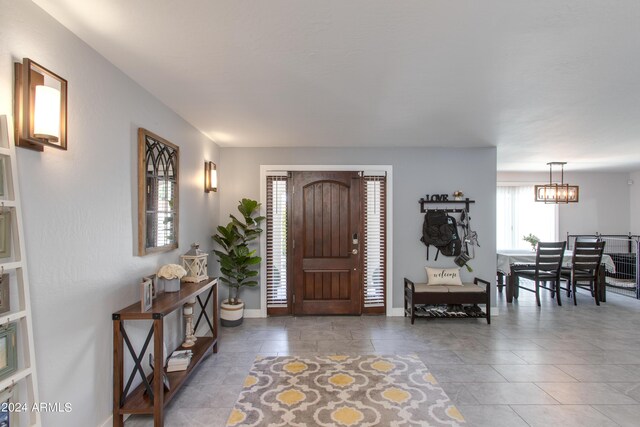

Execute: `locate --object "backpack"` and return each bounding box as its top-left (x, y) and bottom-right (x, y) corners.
top-left (420, 210), bottom-right (462, 260)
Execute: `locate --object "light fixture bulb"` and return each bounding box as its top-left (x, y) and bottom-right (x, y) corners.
top-left (211, 166), bottom-right (218, 191)
top-left (33, 85), bottom-right (60, 141)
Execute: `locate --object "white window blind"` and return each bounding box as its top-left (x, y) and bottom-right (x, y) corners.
top-left (266, 176), bottom-right (288, 308)
top-left (363, 175), bottom-right (386, 308)
top-left (155, 180), bottom-right (175, 247)
top-left (497, 185), bottom-right (558, 250)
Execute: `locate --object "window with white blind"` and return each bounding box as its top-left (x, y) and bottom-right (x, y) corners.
top-left (266, 175), bottom-right (288, 310)
top-left (497, 185), bottom-right (558, 250)
top-left (363, 174), bottom-right (386, 312)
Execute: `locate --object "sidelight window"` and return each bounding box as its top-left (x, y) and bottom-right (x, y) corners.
top-left (266, 175), bottom-right (288, 309)
top-left (363, 174), bottom-right (386, 312)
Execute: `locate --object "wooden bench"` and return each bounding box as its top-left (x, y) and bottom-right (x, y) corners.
top-left (404, 277), bottom-right (491, 324)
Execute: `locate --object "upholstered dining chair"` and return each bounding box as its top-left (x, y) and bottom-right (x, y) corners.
top-left (512, 241), bottom-right (566, 307)
top-left (560, 241), bottom-right (606, 306)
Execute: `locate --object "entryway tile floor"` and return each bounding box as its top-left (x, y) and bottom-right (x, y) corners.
top-left (125, 288), bottom-right (640, 426)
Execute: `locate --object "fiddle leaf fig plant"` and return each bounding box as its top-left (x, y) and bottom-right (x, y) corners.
top-left (213, 199), bottom-right (264, 305)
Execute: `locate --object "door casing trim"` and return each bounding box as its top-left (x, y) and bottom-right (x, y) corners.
top-left (260, 165), bottom-right (393, 317)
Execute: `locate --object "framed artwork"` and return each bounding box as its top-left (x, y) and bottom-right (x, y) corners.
top-left (0, 211), bottom-right (10, 259)
top-left (0, 384), bottom-right (15, 427)
top-left (141, 279), bottom-right (153, 312)
top-left (143, 274), bottom-right (157, 299)
top-left (0, 275), bottom-right (9, 315)
top-left (0, 323), bottom-right (17, 382)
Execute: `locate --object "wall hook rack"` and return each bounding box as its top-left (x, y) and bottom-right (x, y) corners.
top-left (419, 196), bottom-right (475, 213)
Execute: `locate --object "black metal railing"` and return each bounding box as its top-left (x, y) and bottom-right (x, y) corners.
top-left (567, 233), bottom-right (640, 299)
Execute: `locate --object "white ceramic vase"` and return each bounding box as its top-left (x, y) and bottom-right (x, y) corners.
top-left (162, 277), bottom-right (181, 292)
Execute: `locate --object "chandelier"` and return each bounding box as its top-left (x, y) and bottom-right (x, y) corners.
top-left (534, 162), bottom-right (579, 203)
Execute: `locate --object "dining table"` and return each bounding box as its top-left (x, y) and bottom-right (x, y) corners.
top-left (497, 249), bottom-right (616, 303)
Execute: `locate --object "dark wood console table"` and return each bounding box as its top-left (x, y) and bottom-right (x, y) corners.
top-left (112, 277), bottom-right (218, 426)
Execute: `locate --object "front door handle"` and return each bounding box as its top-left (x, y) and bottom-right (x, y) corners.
top-left (352, 249), bottom-right (358, 255)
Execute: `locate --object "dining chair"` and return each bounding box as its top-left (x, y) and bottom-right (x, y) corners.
top-left (560, 241), bottom-right (606, 305)
top-left (512, 241), bottom-right (566, 307)
top-left (575, 235), bottom-right (599, 243)
top-left (571, 235), bottom-right (599, 249)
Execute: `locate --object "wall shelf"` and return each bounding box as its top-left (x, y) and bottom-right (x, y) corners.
top-left (419, 197), bottom-right (475, 213)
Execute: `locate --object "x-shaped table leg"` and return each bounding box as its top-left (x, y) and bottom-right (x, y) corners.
top-left (120, 322), bottom-right (155, 406)
top-left (194, 288), bottom-right (214, 334)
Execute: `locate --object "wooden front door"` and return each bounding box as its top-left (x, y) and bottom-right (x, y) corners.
top-left (291, 171), bottom-right (362, 315)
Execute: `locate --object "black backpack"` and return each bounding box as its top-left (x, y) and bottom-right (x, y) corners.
top-left (420, 210), bottom-right (462, 260)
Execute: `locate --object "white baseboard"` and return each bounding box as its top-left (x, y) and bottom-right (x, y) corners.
top-left (212, 307), bottom-right (491, 319)
top-left (243, 309), bottom-right (264, 318)
top-left (226, 307), bottom-right (495, 318)
top-left (388, 308), bottom-right (405, 317)
top-left (241, 308), bottom-right (403, 317)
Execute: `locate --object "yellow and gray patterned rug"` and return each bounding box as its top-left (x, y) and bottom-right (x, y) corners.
top-left (226, 354), bottom-right (465, 426)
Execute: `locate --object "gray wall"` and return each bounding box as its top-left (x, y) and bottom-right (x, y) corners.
top-left (219, 147), bottom-right (497, 311)
top-left (1, 1), bottom-right (219, 426)
top-left (498, 171), bottom-right (632, 237)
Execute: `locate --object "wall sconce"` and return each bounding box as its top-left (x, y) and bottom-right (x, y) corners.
top-left (204, 161), bottom-right (217, 193)
top-left (14, 58), bottom-right (67, 151)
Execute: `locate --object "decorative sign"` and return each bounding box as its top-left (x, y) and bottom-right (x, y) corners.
top-left (424, 194), bottom-right (449, 202)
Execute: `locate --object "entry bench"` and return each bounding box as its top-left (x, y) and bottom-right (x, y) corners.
top-left (404, 277), bottom-right (491, 324)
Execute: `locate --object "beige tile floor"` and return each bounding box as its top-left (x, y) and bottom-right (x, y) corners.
top-left (126, 286), bottom-right (640, 426)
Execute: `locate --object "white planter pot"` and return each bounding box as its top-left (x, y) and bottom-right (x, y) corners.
top-left (220, 299), bottom-right (244, 327)
top-left (161, 278), bottom-right (181, 292)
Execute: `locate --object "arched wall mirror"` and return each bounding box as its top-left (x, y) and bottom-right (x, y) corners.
top-left (137, 128), bottom-right (179, 255)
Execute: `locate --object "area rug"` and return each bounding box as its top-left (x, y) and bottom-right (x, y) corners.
top-left (226, 354), bottom-right (465, 426)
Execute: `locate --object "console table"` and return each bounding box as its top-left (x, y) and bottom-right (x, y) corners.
top-left (112, 277), bottom-right (218, 426)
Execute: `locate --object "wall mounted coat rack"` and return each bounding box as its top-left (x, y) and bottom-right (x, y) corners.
top-left (419, 196), bottom-right (475, 213)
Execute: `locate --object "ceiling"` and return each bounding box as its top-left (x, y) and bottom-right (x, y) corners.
top-left (33, 0), bottom-right (640, 172)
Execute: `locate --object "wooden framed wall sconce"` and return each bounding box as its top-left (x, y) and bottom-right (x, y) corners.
top-left (204, 161), bottom-right (217, 193)
top-left (14, 58), bottom-right (68, 151)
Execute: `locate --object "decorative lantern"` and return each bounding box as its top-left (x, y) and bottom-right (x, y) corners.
top-left (180, 243), bottom-right (208, 283)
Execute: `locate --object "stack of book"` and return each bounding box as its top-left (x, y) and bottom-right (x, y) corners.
top-left (166, 349), bottom-right (193, 372)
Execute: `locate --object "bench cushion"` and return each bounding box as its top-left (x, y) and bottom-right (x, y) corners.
top-left (447, 284), bottom-right (486, 293)
top-left (414, 284), bottom-right (450, 293)
top-left (414, 283), bottom-right (485, 294)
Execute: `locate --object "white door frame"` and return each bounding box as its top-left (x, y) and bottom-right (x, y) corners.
top-left (259, 165), bottom-right (394, 317)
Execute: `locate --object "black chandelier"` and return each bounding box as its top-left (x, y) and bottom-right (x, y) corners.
top-left (534, 162), bottom-right (579, 203)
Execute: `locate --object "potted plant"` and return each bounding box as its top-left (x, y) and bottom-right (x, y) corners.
top-left (522, 233), bottom-right (540, 251)
top-left (212, 199), bottom-right (264, 326)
